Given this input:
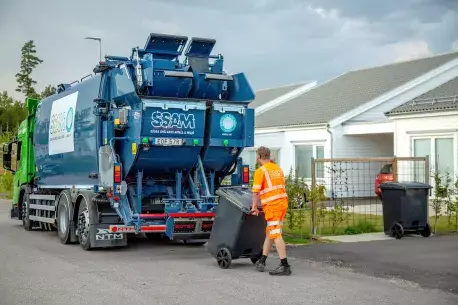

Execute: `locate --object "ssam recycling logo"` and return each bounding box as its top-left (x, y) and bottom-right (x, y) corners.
top-left (66, 107), bottom-right (74, 132)
top-left (220, 114), bottom-right (237, 133)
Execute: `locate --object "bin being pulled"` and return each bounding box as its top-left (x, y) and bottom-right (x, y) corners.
top-left (379, 181), bottom-right (432, 239)
top-left (207, 186), bottom-right (266, 269)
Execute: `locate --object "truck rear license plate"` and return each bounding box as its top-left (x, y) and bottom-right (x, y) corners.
top-left (154, 138), bottom-right (183, 146)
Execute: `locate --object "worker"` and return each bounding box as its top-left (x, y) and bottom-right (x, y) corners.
top-left (250, 146), bottom-right (291, 276)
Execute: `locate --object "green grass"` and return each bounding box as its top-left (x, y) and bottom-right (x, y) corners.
top-left (283, 209), bottom-right (458, 244)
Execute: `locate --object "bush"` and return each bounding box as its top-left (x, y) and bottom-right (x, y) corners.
top-left (0, 171), bottom-right (14, 193)
top-left (344, 220), bottom-right (378, 235)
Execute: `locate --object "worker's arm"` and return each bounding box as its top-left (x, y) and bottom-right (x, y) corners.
top-left (251, 169), bottom-right (263, 214)
top-left (252, 192), bottom-right (260, 209)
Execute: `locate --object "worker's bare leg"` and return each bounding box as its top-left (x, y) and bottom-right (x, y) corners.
top-left (255, 235), bottom-right (272, 272)
top-left (262, 235), bottom-right (274, 256)
top-left (269, 235), bottom-right (291, 276)
top-left (274, 236), bottom-right (286, 258)
top-left (255, 235), bottom-right (291, 275)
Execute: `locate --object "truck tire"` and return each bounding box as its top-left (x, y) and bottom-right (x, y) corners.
top-left (57, 191), bottom-right (72, 244)
top-left (21, 192), bottom-right (33, 231)
top-left (77, 196), bottom-right (92, 251)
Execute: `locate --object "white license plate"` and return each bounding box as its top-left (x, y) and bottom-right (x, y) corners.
top-left (153, 138), bottom-right (183, 146)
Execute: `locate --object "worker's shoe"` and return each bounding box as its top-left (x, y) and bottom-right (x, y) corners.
top-left (269, 264), bottom-right (292, 276)
top-left (255, 260), bottom-right (266, 272)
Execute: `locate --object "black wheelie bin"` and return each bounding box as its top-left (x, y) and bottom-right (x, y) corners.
top-left (207, 186), bottom-right (266, 269)
top-left (379, 181), bottom-right (432, 239)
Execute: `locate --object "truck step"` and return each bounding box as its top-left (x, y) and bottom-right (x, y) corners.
top-left (29, 194), bottom-right (56, 201)
top-left (29, 215), bottom-right (55, 224)
top-left (29, 204), bottom-right (56, 211)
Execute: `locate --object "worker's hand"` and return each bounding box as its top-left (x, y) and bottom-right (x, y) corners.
top-left (250, 205), bottom-right (259, 216)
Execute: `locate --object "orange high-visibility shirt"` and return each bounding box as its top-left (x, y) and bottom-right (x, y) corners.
top-left (252, 162), bottom-right (288, 208)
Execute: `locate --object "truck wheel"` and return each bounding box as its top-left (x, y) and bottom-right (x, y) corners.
top-left (57, 192), bottom-right (71, 244)
top-left (77, 197), bottom-right (92, 251)
top-left (21, 192), bottom-right (33, 231)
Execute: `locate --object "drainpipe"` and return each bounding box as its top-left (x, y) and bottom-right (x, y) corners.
top-left (326, 124), bottom-right (335, 199)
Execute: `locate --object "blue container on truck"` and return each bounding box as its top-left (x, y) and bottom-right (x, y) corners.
top-left (16, 33), bottom-right (255, 250)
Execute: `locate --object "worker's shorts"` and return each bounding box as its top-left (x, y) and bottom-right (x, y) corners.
top-left (263, 203), bottom-right (287, 240)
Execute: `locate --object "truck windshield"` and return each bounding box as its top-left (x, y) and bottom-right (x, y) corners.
top-left (111, 65), bottom-right (135, 101)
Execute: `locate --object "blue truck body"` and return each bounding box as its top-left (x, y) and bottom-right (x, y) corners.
top-left (14, 33), bottom-right (255, 250)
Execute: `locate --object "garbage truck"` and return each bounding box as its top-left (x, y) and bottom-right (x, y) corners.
top-left (1, 33), bottom-right (255, 250)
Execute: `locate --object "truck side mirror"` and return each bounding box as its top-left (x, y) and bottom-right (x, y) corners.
top-left (2, 143), bottom-right (11, 154)
top-left (2, 143), bottom-right (14, 173)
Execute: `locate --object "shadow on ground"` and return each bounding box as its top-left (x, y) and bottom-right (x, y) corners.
top-left (287, 234), bottom-right (458, 294)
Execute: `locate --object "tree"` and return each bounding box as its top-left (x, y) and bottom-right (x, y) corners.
top-left (0, 91), bottom-right (27, 134)
top-left (40, 85), bottom-right (56, 99)
top-left (15, 40), bottom-right (43, 99)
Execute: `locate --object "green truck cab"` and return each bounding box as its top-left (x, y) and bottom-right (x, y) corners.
top-left (1, 97), bottom-right (39, 219)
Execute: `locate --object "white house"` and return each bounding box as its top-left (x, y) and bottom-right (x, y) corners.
top-left (386, 76), bottom-right (458, 192)
top-left (241, 51), bottom-right (458, 198)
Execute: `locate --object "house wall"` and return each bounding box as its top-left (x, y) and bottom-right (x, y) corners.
top-left (248, 125), bottom-right (394, 198)
top-left (392, 111), bottom-right (458, 190)
top-left (329, 125), bottom-right (394, 198)
top-left (244, 127), bottom-right (331, 183)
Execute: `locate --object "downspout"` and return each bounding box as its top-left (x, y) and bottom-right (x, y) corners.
top-left (326, 124), bottom-right (333, 159)
top-left (326, 124), bottom-right (335, 199)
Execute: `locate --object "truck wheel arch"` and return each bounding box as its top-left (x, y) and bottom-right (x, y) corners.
top-left (18, 185), bottom-right (32, 220)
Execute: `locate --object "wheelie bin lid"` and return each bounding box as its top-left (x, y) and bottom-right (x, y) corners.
top-left (215, 186), bottom-right (258, 214)
top-left (379, 181), bottom-right (431, 190)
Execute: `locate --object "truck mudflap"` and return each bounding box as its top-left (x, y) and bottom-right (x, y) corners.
top-left (90, 223), bottom-right (128, 248)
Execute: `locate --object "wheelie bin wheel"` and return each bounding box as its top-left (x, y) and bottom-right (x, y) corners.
top-left (420, 223), bottom-right (431, 237)
top-left (391, 223), bottom-right (404, 239)
top-left (216, 248), bottom-right (232, 269)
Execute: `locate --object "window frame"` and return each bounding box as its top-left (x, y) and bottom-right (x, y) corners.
top-left (410, 133), bottom-right (457, 192)
top-left (239, 146), bottom-right (281, 171)
top-left (293, 143), bottom-right (325, 179)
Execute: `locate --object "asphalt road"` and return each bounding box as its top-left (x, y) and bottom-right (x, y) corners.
top-left (0, 200), bottom-right (457, 305)
top-left (288, 234), bottom-right (458, 294)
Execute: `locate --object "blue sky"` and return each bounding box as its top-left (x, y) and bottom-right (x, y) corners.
top-left (0, 0), bottom-right (457, 101)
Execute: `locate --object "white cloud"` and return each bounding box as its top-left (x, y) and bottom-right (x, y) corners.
top-left (0, 0), bottom-right (457, 99)
top-left (388, 40), bottom-right (434, 62)
top-left (141, 19), bottom-right (182, 35)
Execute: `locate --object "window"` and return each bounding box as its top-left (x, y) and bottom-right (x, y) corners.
top-left (413, 138), bottom-right (430, 182)
top-left (111, 66), bottom-right (135, 100)
top-left (239, 147), bottom-right (280, 171)
top-left (412, 136), bottom-right (455, 189)
top-left (239, 150), bottom-right (256, 171)
top-left (295, 144), bottom-right (325, 178)
top-left (435, 138), bottom-right (454, 175)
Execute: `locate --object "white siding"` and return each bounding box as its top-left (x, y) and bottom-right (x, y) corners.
top-left (328, 126), bottom-right (394, 198)
top-left (251, 127), bottom-right (331, 183)
top-left (393, 111), bottom-right (458, 189)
